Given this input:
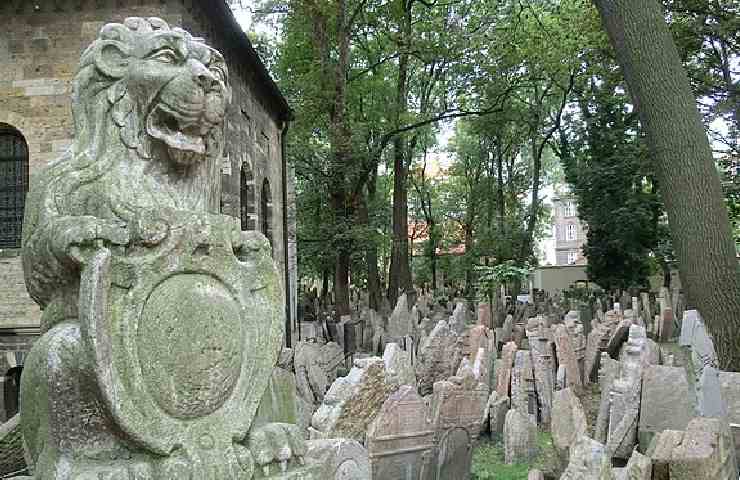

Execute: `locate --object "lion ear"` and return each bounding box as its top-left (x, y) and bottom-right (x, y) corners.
top-left (95, 41), bottom-right (131, 79)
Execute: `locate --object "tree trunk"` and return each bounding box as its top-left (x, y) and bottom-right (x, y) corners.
top-left (321, 268), bottom-right (330, 307)
top-left (520, 134), bottom-right (542, 262)
top-left (363, 172), bottom-right (382, 311)
top-left (429, 219), bottom-right (437, 293)
top-left (334, 249), bottom-right (351, 317)
top-left (388, 3), bottom-right (413, 306)
top-left (464, 224), bottom-right (474, 295)
top-left (594, 0), bottom-right (740, 371)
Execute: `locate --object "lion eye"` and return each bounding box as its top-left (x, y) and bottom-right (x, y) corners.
top-left (150, 49), bottom-right (179, 64)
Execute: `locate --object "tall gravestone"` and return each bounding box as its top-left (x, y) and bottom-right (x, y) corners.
top-left (19, 18), bottom-right (322, 480)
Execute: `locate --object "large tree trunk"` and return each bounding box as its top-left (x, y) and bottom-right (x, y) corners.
top-left (594, 0), bottom-right (740, 370)
top-left (362, 172), bottom-right (382, 312)
top-left (387, 3), bottom-right (413, 306)
top-left (331, 190), bottom-right (352, 316)
top-left (520, 134), bottom-right (542, 262)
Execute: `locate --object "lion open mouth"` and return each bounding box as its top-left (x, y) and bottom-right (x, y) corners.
top-left (147, 104), bottom-right (212, 156)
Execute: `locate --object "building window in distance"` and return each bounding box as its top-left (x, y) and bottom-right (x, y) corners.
top-left (567, 250), bottom-right (578, 265)
top-left (564, 201), bottom-right (576, 217)
top-left (566, 224), bottom-right (577, 241)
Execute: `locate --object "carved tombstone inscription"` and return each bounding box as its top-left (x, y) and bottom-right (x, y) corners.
top-left (19, 18), bottom-right (314, 480)
top-left (367, 386), bottom-right (435, 480)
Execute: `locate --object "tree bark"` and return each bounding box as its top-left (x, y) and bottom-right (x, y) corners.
top-left (594, 0), bottom-right (740, 370)
top-left (363, 171), bottom-right (382, 311)
top-left (387, 1), bottom-right (413, 306)
top-left (520, 133), bottom-right (542, 262)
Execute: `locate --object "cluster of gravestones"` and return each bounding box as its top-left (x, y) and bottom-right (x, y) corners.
top-left (498, 291), bottom-right (739, 480)
top-left (285, 292), bottom-right (497, 479)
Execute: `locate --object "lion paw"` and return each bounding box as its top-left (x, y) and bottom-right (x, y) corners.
top-left (248, 423), bottom-right (307, 477)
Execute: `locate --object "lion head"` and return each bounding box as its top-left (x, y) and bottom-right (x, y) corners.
top-left (22, 18), bottom-right (234, 317)
top-left (73, 17), bottom-right (231, 166)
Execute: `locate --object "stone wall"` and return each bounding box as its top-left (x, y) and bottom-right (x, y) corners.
top-left (0, 251), bottom-right (40, 329)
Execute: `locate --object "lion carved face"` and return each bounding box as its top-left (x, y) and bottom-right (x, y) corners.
top-left (80, 17), bottom-right (231, 166)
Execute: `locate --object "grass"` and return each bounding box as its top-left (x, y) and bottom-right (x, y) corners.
top-left (471, 431), bottom-right (559, 480)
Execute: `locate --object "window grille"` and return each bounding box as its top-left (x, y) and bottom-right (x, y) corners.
top-left (0, 127), bottom-right (28, 248)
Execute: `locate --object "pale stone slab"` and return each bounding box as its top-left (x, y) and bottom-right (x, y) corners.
top-left (311, 358), bottom-right (397, 442)
top-left (306, 439), bottom-right (371, 480)
top-left (382, 343), bottom-right (415, 387)
top-left (504, 409), bottom-right (538, 464)
top-left (554, 324), bottom-right (583, 393)
top-left (415, 321), bottom-right (460, 395)
top-left (679, 309), bottom-right (699, 346)
top-left (638, 365), bottom-right (691, 451)
top-left (560, 436), bottom-right (614, 480)
top-left (670, 417), bottom-right (738, 480)
top-left (552, 388), bottom-right (588, 462)
top-left (496, 341), bottom-right (518, 397)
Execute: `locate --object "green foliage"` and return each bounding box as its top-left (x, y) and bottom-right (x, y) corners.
top-left (476, 262), bottom-right (533, 290)
top-left (557, 47), bottom-right (670, 290)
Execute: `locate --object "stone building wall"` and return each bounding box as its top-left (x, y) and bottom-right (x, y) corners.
top-left (0, 0), bottom-right (296, 420)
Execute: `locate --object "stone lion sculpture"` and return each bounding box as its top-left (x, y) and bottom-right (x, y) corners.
top-left (21, 18), bottom-right (313, 480)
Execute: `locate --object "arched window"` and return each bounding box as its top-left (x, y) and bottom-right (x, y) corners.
top-left (0, 125), bottom-right (28, 248)
top-left (240, 162), bottom-right (256, 231)
top-left (4, 366), bottom-right (23, 419)
top-left (260, 178), bottom-right (273, 253)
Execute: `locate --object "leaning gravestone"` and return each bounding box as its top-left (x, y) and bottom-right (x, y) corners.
top-left (638, 365), bottom-right (691, 451)
top-left (18, 18), bottom-right (348, 479)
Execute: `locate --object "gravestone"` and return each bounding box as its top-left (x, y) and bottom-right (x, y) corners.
top-left (606, 326), bottom-right (647, 459)
top-left (554, 324), bottom-right (583, 394)
top-left (367, 386), bottom-right (435, 480)
top-left (529, 334), bottom-right (555, 426)
top-left (560, 436), bottom-right (613, 480)
top-left (18, 18), bottom-right (321, 479)
top-left (311, 358), bottom-right (397, 442)
top-left (388, 293), bottom-right (413, 340)
top-left (618, 449), bottom-right (651, 480)
top-left (478, 302), bottom-right (492, 328)
top-left (306, 439), bottom-right (371, 480)
top-left (595, 353), bottom-right (619, 444)
top-left (511, 350), bottom-right (537, 424)
top-left (382, 343), bottom-right (415, 387)
top-left (415, 321), bottom-right (460, 395)
top-left (504, 409), bottom-right (538, 464)
top-left (719, 371), bottom-right (740, 463)
top-left (429, 371), bottom-right (487, 480)
top-left (434, 427), bottom-right (472, 480)
top-left (487, 392), bottom-right (510, 441)
top-left (638, 365), bottom-right (691, 451)
top-left (551, 388), bottom-right (588, 464)
top-left (668, 417), bottom-right (737, 480)
top-left (679, 309), bottom-right (698, 346)
top-left (496, 342), bottom-right (518, 397)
